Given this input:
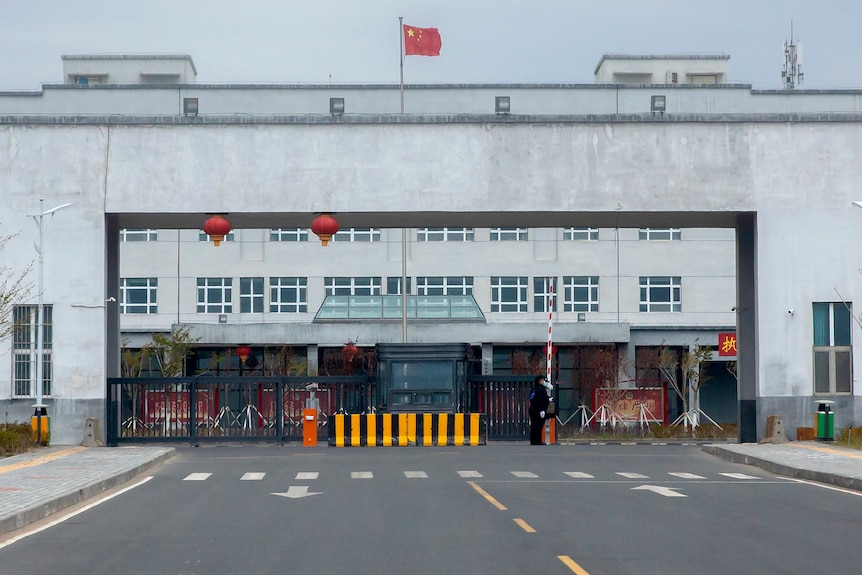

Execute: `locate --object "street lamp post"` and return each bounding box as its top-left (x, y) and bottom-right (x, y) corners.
top-left (27, 198), bottom-right (73, 444)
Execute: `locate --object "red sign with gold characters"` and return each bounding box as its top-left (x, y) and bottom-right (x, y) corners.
top-left (718, 332), bottom-right (737, 356)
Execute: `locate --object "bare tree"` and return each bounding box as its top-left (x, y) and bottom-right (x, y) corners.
top-left (658, 340), bottom-right (716, 433)
top-left (144, 326), bottom-right (200, 377)
top-left (0, 233), bottom-right (33, 342)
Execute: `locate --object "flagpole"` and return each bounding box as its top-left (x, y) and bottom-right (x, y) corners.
top-left (399, 16), bottom-right (408, 342)
top-left (399, 16), bottom-right (405, 114)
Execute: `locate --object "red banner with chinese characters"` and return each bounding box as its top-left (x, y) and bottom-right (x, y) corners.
top-left (592, 388), bottom-right (666, 424)
top-left (718, 332), bottom-right (737, 356)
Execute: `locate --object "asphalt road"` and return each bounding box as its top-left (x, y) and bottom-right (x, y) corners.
top-left (1, 444), bottom-right (861, 575)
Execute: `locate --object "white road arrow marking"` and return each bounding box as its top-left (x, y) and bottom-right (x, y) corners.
top-left (632, 485), bottom-right (687, 497)
top-left (271, 486), bottom-right (323, 499)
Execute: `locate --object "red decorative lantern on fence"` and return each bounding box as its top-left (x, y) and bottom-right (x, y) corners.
top-left (202, 214), bottom-right (232, 246)
top-left (236, 345), bottom-right (252, 363)
top-left (342, 340), bottom-right (359, 363)
top-left (311, 213), bottom-right (339, 246)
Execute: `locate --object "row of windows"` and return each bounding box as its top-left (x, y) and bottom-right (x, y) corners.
top-left (120, 276), bottom-right (682, 315)
top-left (8, 302), bottom-right (854, 398)
top-left (121, 227), bottom-right (683, 243)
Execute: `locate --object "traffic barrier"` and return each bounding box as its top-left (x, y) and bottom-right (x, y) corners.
top-left (329, 413), bottom-right (486, 447)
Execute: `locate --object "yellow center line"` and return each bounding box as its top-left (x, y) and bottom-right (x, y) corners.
top-left (513, 518), bottom-right (535, 532)
top-left (466, 480), bottom-right (507, 510)
top-left (558, 555), bottom-right (591, 575)
top-left (790, 443), bottom-right (862, 460)
top-left (0, 447), bottom-right (87, 475)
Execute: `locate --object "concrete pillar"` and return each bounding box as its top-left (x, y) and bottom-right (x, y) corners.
top-left (736, 213), bottom-right (757, 443)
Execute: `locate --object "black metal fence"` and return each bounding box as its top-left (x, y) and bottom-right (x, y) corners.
top-left (107, 375), bottom-right (534, 444)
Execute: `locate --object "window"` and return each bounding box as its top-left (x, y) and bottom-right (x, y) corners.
top-left (563, 276), bottom-right (599, 312)
top-left (813, 302), bottom-right (852, 394)
top-left (533, 277), bottom-right (557, 312)
top-left (270, 277), bottom-right (308, 313)
top-left (332, 228), bottom-right (381, 242)
top-left (270, 228), bottom-right (308, 242)
top-left (639, 276), bottom-right (681, 312)
top-left (120, 278), bottom-right (158, 314)
top-left (563, 227), bottom-right (598, 241)
top-left (386, 277), bottom-right (412, 295)
top-left (490, 227), bottom-right (527, 241)
top-left (639, 228), bottom-right (681, 240)
top-left (197, 278), bottom-right (232, 313)
top-left (199, 231), bottom-right (235, 242)
top-left (120, 229), bottom-right (158, 242)
top-left (324, 277), bottom-right (382, 296)
top-left (416, 228), bottom-right (474, 242)
top-left (416, 277), bottom-right (473, 296)
top-left (491, 276), bottom-right (528, 312)
top-left (12, 305), bottom-right (52, 398)
top-left (240, 277), bottom-right (264, 313)
top-left (74, 75), bottom-right (102, 85)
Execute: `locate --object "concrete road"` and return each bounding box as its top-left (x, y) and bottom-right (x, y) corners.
top-left (1, 444), bottom-right (860, 575)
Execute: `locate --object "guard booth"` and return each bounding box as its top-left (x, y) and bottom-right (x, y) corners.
top-left (376, 344), bottom-right (468, 413)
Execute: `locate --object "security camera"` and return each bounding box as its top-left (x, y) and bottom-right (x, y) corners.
top-left (787, 309), bottom-right (795, 316)
top-left (731, 306), bottom-right (736, 312)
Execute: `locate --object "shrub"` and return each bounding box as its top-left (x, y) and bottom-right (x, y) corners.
top-left (0, 423), bottom-right (40, 457)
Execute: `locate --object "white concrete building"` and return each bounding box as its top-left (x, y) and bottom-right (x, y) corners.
top-left (1, 54), bottom-right (860, 444)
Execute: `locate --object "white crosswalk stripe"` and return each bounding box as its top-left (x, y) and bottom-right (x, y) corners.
top-left (511, 471), bottom-right (539, 478)
top-left (616, 472), bottom-right (650, 479)
top-left (458, 471), bottom-right (482, 478)
top-left (668, 472), bottom-right (706, 479)
top-left (564, 472), bottom-right (595, 479)
top-left (404, 471), bottom-right (428, 478)
top-left (296, 472), bottom-right (319, 480)
top-left (240, 472), bottom-right (266, 481)
top-left (183, 473), bottom-right (212, 481)
top-left (720, 472), bottom-right (760, 480)
top-left (351, 471), bottom-right (373, 479)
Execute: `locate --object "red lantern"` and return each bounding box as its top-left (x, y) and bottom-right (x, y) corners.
top-left (202, 214), bottom-right (232, 246)
top-left (236, 345), bottom-right (252, 363)
top-left (543, 344), bottom-right (558, 356)
top-left (311, 213), bottom-right (339, 246)
top-left (342, 341), bottom-right (358, 363)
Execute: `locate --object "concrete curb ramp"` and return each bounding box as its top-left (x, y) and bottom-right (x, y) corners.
top-left (0, 447), bottom-right (175, 537)
top-left (703, 442), bottom-right (862, 492)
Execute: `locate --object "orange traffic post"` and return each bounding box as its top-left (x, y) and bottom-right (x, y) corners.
top-left (302, 408), bottom-right (318, 446)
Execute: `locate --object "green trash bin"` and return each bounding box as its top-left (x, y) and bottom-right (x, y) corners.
top-left (815, 400), bottom-right (835, 442)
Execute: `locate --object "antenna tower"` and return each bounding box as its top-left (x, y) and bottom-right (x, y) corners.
top-left (782, 20), bottom-right (803, 89)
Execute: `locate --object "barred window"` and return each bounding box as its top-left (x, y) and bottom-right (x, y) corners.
top-left (416, 276), bottom-right (473, 296)
top-left (638, 228), bottom-right (681, 241)
top-left (120, 229), bottom-right (158, 242)
top-left (563, 276), bottom-right (599, 312)
top-left (324, 277), bottom-right (382, 296)
top-left (12, 305), bottom-right (52, 398)
top-left (332, 228), bottom-right (381, 242)
top-left (490, 228), bottom-right (528, 241)
top-left (416, 228), bottom-right (474, 242)
top-left (120, 278), bottom-right (158, 314)
top-left (533, 277), bottom-right (557, 312)
top-left (491, 276), bottom-right (528, 312)
top-left (240, 277), bottom-right (264, 313)
top-left (563, 227), bottom-right (598, 241)
top-left (270, 277), bottom-right (308, 312)
top-left (639, 276), bottom-right (681, 312)
top-left (270, 228), bottom-right (308, 242)
top-left (197, 278), bottom-right (233, 313)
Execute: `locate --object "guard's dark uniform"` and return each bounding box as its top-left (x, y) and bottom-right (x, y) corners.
top-left (528, 377), bottom-right (550, 445)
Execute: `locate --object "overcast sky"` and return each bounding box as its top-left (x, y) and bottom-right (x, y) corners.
top-left (1, 0), bottom-right (859, 90)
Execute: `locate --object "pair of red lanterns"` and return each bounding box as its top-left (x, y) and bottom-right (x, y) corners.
top-left (201, 213), bottom-right (340, 247)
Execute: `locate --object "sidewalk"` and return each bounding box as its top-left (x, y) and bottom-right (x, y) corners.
top-left (703, 441), bottom-right (862, 491)
top-left (0, 445), bottom-right (174, 536)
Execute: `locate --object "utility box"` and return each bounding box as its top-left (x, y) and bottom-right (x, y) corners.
top-left (815, 400), bottom-right (835, 442)
top-left (302, 408), bottom-right (318, 446)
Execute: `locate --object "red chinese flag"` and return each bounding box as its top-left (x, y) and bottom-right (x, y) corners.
top-left (403, 24), bottom-right (442, 56)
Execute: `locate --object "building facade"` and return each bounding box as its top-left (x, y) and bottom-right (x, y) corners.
top-left (1, 54), bottom-right (860, 443)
